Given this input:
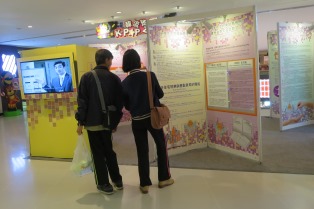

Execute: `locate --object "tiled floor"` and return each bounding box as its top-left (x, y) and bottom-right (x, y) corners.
top-left (1, 113), bottom-right (314, 209)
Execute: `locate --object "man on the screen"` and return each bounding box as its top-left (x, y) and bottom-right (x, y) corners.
top-left (51, 61), bottom-right (73, 92)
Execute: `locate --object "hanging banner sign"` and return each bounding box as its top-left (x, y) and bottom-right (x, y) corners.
top-left (114, 19), bottom-right (147, 38)
top-left (96, 19), bottom-right (147, 39)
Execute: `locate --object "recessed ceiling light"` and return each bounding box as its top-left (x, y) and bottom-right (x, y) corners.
top-left (83, 20), bottom-right (93, 23)
top-left (28, 25), bottom-right (33, 28)
top-left (116, 11), bottom-right (122, 14)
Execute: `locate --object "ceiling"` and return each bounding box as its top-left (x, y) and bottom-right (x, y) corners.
top-left (1, 0), bottom-right (314, 48)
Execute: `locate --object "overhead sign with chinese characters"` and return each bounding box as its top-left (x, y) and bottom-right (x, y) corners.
top-left (114, 19), bottom-right (147, 38)
top-left (96, 19), bottom-right (147, 39)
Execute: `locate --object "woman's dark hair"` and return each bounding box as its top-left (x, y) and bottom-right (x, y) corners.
top-left (95, 49), bottom-right (113, 65)
top-left (122, 49), bottom-right (141, 72)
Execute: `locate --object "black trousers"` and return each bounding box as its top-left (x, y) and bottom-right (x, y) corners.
top-left (87, 130), bottom-right (122, 186)
top-left (132, 117), bottom-right (171, 187)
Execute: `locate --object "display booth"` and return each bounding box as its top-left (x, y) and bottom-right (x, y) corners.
top-left (278, 22), bottom-right (314, 130)
top-left (258, 49), bottom-right (271, 117)
top-left (1, 71), bottom-right (23, 117)
top-left (0, 46), bottom-right (23, 116)
top-left (92, 6), bottom-right (262, 161)
top-left (17, 45), bottom-right (97, 158)
top-left (267, 22), bottom-right (314, 131)
top-left (147, 6), bottom-right (262, 161)
top-left (18, 7), bottom-right (262, 162)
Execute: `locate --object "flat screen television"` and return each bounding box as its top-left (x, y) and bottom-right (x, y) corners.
top-left (18, 53), bottom-right (76, 94)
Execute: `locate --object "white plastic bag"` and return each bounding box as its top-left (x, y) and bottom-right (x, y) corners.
top-left (70, 135), bottom-right (93, 176)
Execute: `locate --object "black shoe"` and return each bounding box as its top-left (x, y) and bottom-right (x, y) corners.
top-left (97, 184), bottom-right (114, 195)
top-left (113, 180), bottom-right (123, 190)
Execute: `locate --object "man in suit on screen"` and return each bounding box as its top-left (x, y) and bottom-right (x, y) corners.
top-left (51, 61), bottom-right (73, 92)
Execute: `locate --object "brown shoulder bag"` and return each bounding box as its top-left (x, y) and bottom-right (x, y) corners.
top-left (147, 71), bottom-right (170, 129)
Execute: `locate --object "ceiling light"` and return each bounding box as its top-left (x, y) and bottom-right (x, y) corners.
top-left (82, 20), bottom-right (93, 24)
top-left (27, 25), bottom-right (33, 28)
top-left (116, 11), bottom-right (122, 14)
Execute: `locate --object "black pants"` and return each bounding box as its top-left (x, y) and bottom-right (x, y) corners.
top-left (87, 130), bottom-right (122, 186)
top-left (132, 117), bottom-right (171, 187)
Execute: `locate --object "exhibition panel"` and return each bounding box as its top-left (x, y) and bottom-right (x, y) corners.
top-left (17, 45), bottom-right (97, 158)
top-left (277, 22), bottom-right (314, 130)
top-left (148, 6), bottom-right (261, 161)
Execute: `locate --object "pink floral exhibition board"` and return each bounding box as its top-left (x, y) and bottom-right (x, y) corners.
top-left (202, 11), bottom-right (260, 159)
top-left (204, 12), bottom-right (257, 114)
top-left (203, 12), bottom-right (256, 63)
top-left (267, 31), bottom-right (280, 118)
top-left (148, 8), bottom-right (261, 160)
top-left (148, 23), bottom-right (207, 151)
top-left (89, 39), bottom-right (149, 122)
top-left (278, 22), bottom-right (314, 130)
top-left (207, 111), bottom-right (259, 156)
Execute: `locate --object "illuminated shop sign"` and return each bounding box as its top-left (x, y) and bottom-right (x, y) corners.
top-left (96, 19), bottom-right (147, 39)
top-left (96, 21), bottom-right (119, 39)
top-left (2, 54), bottom-right (17, 76)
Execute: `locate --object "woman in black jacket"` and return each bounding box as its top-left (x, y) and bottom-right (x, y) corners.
top-left (121, 49), bottom-right (174, 194)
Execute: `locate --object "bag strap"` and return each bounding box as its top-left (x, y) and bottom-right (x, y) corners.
top-left (146, 71), bottom-right (154, 109)
top-left (91, 70), bottom-right (107, 113)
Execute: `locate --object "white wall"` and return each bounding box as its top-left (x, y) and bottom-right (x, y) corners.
top-left (257, 6), bottom-right (314, 50)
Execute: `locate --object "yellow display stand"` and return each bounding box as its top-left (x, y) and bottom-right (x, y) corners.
top-left (18, 45), bottom-right (97, 158)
